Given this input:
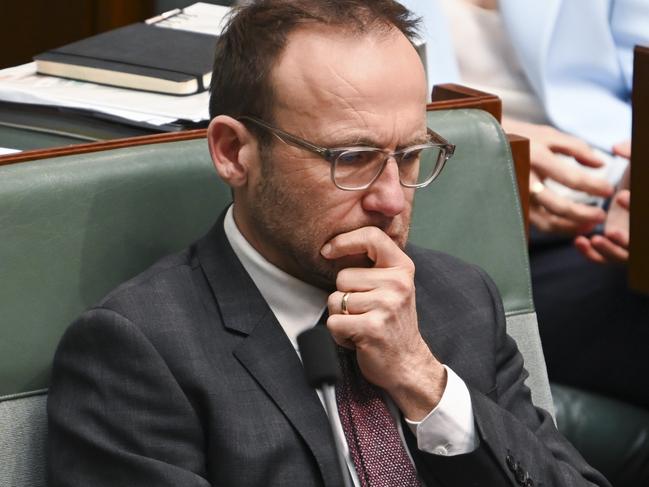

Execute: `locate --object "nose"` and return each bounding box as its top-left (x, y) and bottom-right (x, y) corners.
top-left (361, 157), bottom-right (407, 217)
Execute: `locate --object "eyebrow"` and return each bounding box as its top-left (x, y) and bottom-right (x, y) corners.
top-left (402, 133), bottom-right (431, 147)
top-left (323, 132), bottom-right (430, 150)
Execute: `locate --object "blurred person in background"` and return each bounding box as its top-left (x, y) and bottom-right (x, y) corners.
top-left (401, 0), bottom-right (649, 407)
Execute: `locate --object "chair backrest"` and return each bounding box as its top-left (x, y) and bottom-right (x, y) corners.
top-left (0, 109), bottom-right (551, 486)
top-left (0, 138), bottom-right (229, 486)
top-left (412, 109), bottom-right (552, 415)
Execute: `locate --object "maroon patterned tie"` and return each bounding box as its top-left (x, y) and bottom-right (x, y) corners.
top-left (335, 346), bottom-right (423, 486)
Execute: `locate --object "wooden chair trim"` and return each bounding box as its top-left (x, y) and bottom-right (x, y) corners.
top-left (0, 129), bottom-right (207, 166)
top-left (507, 135), bottom-right (531, 236)
top-left (430, 83), bottom-right (502, 122)
top-left (630, 45), bottom-right (649, 294)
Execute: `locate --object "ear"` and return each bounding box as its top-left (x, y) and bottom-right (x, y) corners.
top-left (207, 115), bottom-right (256, 188)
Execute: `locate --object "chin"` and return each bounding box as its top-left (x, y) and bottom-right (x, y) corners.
top-left (300, 253), bottom-right (371, 292)
top-left (332, 253), bottom-right (375, 270)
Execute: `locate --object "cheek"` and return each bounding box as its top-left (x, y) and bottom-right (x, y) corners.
top-left (283, 169), bottom-right (361, 221)
top-left (275, 148), bottom-right (328, 180)
top-left (315, 192), bottom-right (363, 226)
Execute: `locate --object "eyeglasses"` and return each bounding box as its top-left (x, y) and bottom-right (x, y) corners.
top-left (238, 115), bottom-right (455, 191)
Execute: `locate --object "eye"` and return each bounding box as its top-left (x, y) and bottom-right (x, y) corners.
top-left (400, 149), bottom-right (422, 164)
top-left (337, 150), bottom-right (376, 166)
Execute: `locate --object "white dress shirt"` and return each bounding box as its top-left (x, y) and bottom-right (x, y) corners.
top-left (223, 206), bottom-right (477, 484)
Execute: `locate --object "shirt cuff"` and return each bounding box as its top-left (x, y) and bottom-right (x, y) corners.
top-left (404, 365), bottom-right (478, 456)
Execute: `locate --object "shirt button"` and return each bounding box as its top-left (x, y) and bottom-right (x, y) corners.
top-left (434, 446), bottom-right (448, 456)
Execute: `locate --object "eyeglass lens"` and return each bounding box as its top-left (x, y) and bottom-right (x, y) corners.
top-left (333, 146), bottom-right (445, 189)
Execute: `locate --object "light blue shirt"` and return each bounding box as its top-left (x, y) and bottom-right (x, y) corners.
top-left (402, 0), bottom-right (648, 152)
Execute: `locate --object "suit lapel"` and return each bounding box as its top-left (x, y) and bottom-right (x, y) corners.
top-left (196, 213), bottom-right (343, 487)
top-left (233, 315), bottom-right (343, 487)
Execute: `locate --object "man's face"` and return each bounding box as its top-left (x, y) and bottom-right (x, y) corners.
top-left (236, 25), bottom-right (428, 290)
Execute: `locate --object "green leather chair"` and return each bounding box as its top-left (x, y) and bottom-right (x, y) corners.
top-left (0, 109), bottom-right (646, 486)
top-left (417, 110), bottom-right (649, 487)
top-left (414, 109), bottom-right (553, 413)
top-left (0, 136), bottom-right (230, 486)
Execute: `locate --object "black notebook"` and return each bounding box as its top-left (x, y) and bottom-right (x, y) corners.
top-left (34, 23), bottom-right (217, 96)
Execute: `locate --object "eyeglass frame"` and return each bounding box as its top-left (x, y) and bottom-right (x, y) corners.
top-left (237, 115), bottom-right (455, 191)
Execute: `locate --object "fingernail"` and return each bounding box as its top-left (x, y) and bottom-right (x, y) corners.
top-left (321, 243), bottom-right (331, 257)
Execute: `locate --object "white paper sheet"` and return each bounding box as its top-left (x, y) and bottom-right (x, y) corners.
top-left (0, 63), bottom-right (210, 126)
top-left (0, 3), bottom-right (232, 128)
top-left (151, 3), bottom-right (233, 36)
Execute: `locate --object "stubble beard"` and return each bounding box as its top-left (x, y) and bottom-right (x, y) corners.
top-left (248, 156), bottom-right (412, 291)
top-left (248, 163), bottom-right (339, 290)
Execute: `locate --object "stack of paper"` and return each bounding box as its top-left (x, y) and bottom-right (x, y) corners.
top-left (151, 2), bottom-right (232, 35)
top-left (0, 3), bottom-right (232, 131)
top-left (0, 147), bottom-right (21, 156)
top-left (0, 63), bottom-right (209, 127)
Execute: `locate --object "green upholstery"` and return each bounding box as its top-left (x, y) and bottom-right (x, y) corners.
top-left (412, 109), bottom-right (553, 415)
top-left (0, 394), bottom-right (47, 485)
top-left (414, 110), bottom-right (532, 315)
top-left (415, 111), bottom-right (649, 485)
top-left (552, 384), bottom-right (649, 487)
top-left (0, 140), bottom-right (229, 398)
top-left (0, 139), bottom-right (227, 487)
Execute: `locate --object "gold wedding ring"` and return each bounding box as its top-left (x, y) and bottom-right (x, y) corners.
top-left (341, 292), bottom-right (351, 315)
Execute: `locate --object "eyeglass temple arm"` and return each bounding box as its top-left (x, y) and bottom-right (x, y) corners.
top-left (427, 128), bottom-right (455, 156)
top-left (238, 116), bottom-right (332, 158)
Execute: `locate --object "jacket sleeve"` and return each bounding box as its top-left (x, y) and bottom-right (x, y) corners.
top-left (47, 308), bottom-right (212, 487)
top-left (409, 267), bottom-right (612, 487)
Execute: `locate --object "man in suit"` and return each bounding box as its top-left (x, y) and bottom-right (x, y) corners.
top-left (47, 1), bottom-right (610, 486)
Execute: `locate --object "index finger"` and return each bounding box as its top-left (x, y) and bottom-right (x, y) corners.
top-left (320, 226), bottom-right (411, 268)
top-left (547, 132), bottom-right (604, 169)
top-left (534, 188), bottom-right (607, 225)
top-left (615, 190), bottom-right (631, 211)
top-left (613, 140), bottom-right (631, 159)
top-left (591, 235), bottom-right (629, 263)
top-left (536, 155), bottom-right (614, 198)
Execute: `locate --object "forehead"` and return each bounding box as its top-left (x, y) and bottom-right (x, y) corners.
top-left (269, 25), bottom-right (428, 144)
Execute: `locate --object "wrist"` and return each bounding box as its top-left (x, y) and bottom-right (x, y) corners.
top-left (386, 343), bottom-right (447, 421)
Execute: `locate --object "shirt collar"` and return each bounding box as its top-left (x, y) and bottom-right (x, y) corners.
top-left (223, 205), bottom-right (328, 350)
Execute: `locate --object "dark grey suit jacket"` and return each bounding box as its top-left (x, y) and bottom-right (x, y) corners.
top-left (47, 217), bottom-right (610, 486)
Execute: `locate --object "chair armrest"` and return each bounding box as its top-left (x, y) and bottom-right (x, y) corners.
top-left (552, 382), bottom-right (649, 487)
